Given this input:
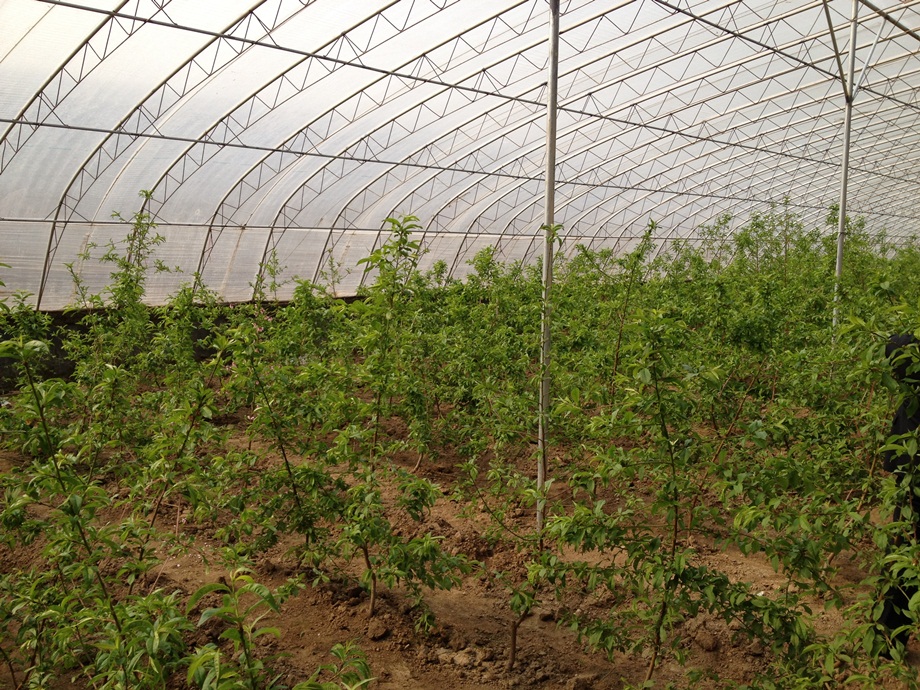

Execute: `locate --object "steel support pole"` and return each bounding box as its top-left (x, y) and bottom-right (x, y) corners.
top-left (537, 0), bottom-right (560, 536)
top-left (833, 0), bottom-right (858, 328)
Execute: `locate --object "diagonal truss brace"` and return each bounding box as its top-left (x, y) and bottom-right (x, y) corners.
top-left (857, 0), bottom-right (920, 46)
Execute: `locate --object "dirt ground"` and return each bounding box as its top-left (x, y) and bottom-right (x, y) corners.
top-left (3, 433), bottom-right (920, 690)
top-left (132, 448), bottom-right (914, 690)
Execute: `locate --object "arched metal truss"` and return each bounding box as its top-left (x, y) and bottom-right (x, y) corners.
top-left (1, 0), bottom-right (919, 308)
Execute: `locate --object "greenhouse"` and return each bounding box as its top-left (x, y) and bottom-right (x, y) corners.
top-left (3, 0), bottom-right (920, 688)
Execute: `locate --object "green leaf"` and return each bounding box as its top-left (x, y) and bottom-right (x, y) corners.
top-left (187, 582), bottom-right (230, 613)
top-left (198, 606), bottom-right (232, 626)
top-left (252, 626), bottom-right (281, 640)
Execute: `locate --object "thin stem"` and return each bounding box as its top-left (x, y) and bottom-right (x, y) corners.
top-left (0, 645), bottom-right (20, 690)
top-left (71, 519), bottom-right (124, 635)
top-left (611, 260), bottom-right (639, 383)
top-left (21, 357), bottom-right (63, 484)
top-left (229, 578), bottom-right (259, 690)
top-left (506, 610), bottom-right (531, 671)
top-left (361, 544), bottom-right (377, 617)
top-left (24, 620), bottom-right (44, 690)
top-left (132, 352), bottom-right (226, 595)
top-left (148, 352), bottom-right (226, 529)
top-left (85, 369), bottom-right (122, 485)
top-left (371, 389), bottom-right (383, 464)
top-left (239, 620), bottom-right (259, 690)
top-left (53, 564), bottom-right (102, 688)
top-left (645, 359), bottom-right (681, 685)
top-left (22, 354), bottom-right (124, 636)
top-left (645, 594), bottom-right (671, 684)
top-left (688, 356), bottom-right (767, 511)
top-left (250, 363), bottom-right (303, 511)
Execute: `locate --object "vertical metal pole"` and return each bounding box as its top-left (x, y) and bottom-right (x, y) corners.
top-left (833, 0), bottom-right (858, 328)
top-left (537, 0), bottom-right (560, 536)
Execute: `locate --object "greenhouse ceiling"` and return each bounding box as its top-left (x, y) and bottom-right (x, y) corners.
top-left (1, 0), bottom-right (919, 308)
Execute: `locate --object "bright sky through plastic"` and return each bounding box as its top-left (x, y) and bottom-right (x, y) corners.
top-left (0, 0), bottom-right (919, 307)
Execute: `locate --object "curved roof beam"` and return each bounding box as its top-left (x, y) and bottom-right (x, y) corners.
top-left (368, 36), bottom-right (855, 248)
top-left (205, 0), bottom-right (543, 282)
top-left (0, 0), bottom-right (184, 308)
top-left (131, 0), bottom-right (472, 294)
top-left (138, 3), bottom-right (430, 220)
top-left (857, 0), bottom-right (920, 45)
top-left (4, 0), bottom-right (920, 307)
top-left (0, 0), bottom-right (174, 173)
top-left (654, 0), bottom-right (920, 113)
top-left (506, 95), bottom-right (920, 263)
top-left (497, 67), bottom-right (920, 245)
top-left (431, 71), bottom-right (836, 242)
top-left (37, 0), bottom-right (307, 307)
top-left (392, 0), bottom-right (920, 268)
top-left (257, 0), bottom-right (621, 285)
top-left (440, 58), bottom-right (920, 268)
top-left (570, 106), bottom-right (920, 263)
top-left (326, 0), bottom-right (820, 260)
top-left (333, 0), bottom-right (875, 240)
top-left (330, 3), bottom-right (706, 233)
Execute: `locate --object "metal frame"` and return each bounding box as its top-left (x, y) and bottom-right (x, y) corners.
top-left (537, 0), bottom-right (560, 536)
top-left (1, 0), bottom-right (920, 309)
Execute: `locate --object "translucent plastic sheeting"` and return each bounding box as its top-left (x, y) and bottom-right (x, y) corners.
top-left (197, 225), bottom-right (277, 303)
top-left (1, 0), bottom-right (920, 308)
top-left (0, 220), bottom-right (45, 301)
top-left (269, 228), bottom-right (331, 283)
top-left (36, 222), bottom-right (204, 308)
top-left (324, 230), bottom-right (384, 295)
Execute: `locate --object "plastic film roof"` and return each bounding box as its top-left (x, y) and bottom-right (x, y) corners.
top-left (1, 0), bottom-right (920, 307)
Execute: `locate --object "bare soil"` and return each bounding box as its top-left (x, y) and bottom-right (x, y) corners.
top-left (3, 428), bottom-right (919, 690)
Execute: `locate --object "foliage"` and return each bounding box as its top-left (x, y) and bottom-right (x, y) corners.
top-left (186, 564), bottom-right (283, 690)
top-left (3, 203), bottom-right (920, 688)
top-left (293, 642), bottom-right (374, 690)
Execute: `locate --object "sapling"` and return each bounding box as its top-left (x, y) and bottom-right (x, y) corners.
top-left (336, 465), bottom-right (470, 624)
top-left (0, 335), bottom-right (193, 688)
top-left (293, 642), bottom-right (374, 689)
top-left (187, 564), bottom-right (285, 690)
top-left (505, 582), bottom-right (536, 672)
top-left (354, 215), bottom-right (425, 463)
